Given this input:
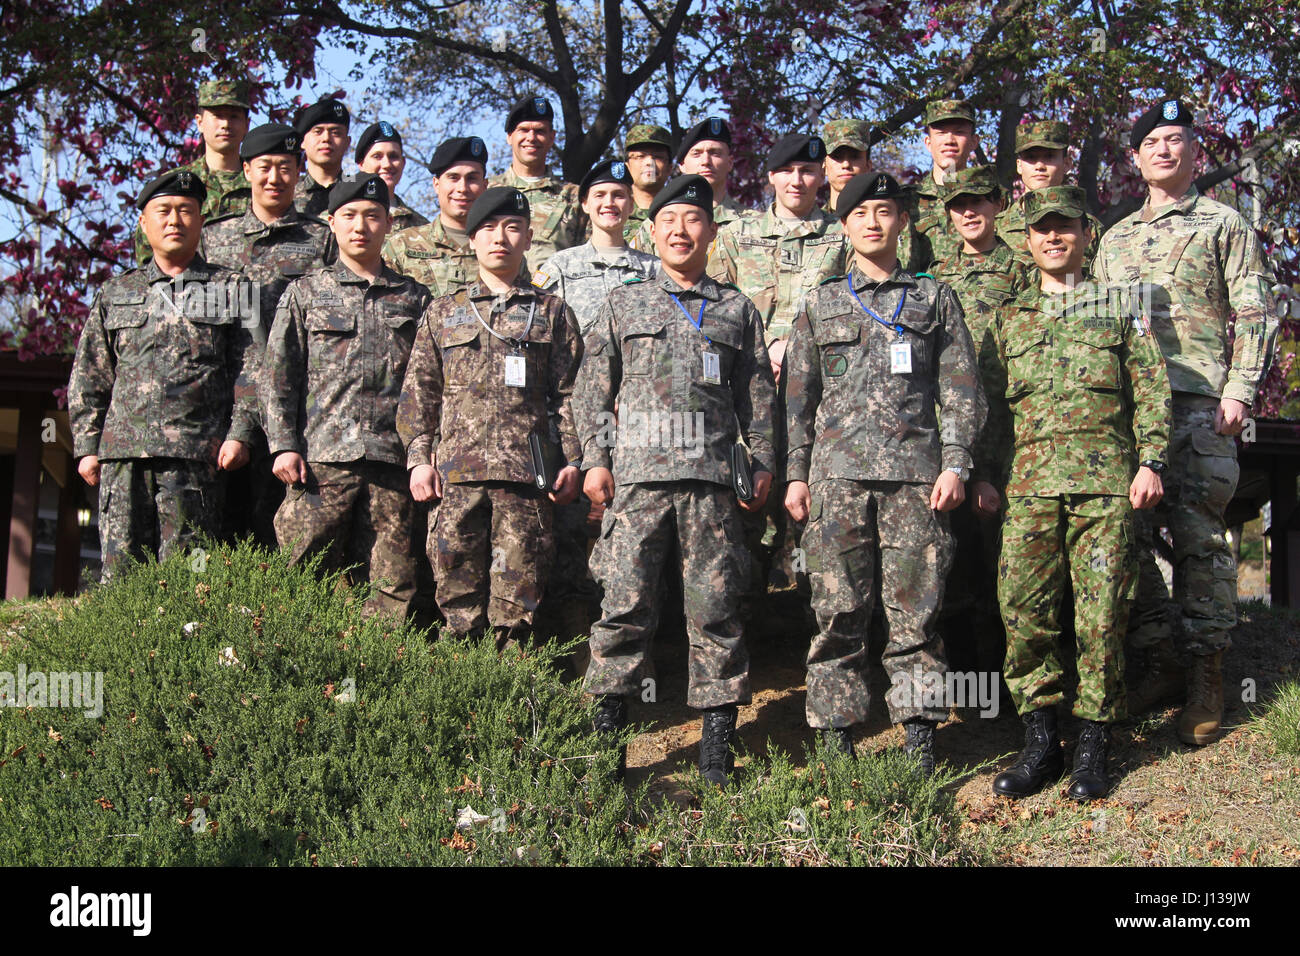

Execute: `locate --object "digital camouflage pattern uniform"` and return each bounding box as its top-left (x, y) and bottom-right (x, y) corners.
top-left (1093, 186), bottom-right (1277, 654)
top-left (387, 218), bottom-right (487, 299)
top-left (784, 264), bottom-right (985, 728)
top-left (487, 167), bottom-right (587, 270)
top-left (134, 155), bottom-right (251, 266)
top-left (293, 172), bottom-right (335, 220)
top-left (389, 194), bottom-right (429, 235)
top-left (397, 279), bottom-right (584, 642)
top-left (68, 257), bottom-right (259, 575)
top-left (629, 193), bottom-right (751, 253)
top-left (989, 279), bottom-right (1172, 722)
top-left (574, 271), bottom-right (776, 709)
top-left (261, 262), bottom-right (432, 617)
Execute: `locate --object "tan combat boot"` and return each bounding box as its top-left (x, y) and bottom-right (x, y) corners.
top-left (1177, 651), bottom-right (1224, 745)
top-left (1128, 639), bottom-right (1185, 714)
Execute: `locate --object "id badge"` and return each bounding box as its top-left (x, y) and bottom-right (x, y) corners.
top-left (505, 353), bottom-right (527, 387)
top-left (890, 340), bottom-right (913, 374)
top-left (702, 350), bottom-right (721, 384)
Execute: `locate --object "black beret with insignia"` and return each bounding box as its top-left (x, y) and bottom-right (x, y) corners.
top-left (293, 98), bottom-right (351, 135)
top-left (579, 158), bottom-right (633, 202)
top-left (136, 167), bottom-right (208, 211)
top-left (835, 171), bottom-right (906, 219)
top-left (506, 94), bottom-right (555, 133)
top-left (353, 121), bottom-right (402, 163)
top-left (239, 123), bottom-right (301, 161)
top-left (466, 186), bottom-right (531, 235)
top-left (1130, 98), bottom-right (1195, 150)
top-left (676, 117), bottom-right (732, 163)
top-left (648, 174), bottom-right (713, 220)
top-left (428, 136), bottom-right (489, 176)
top-left (328, 173), bottom-right (389, 214)
top-left (764, 133), bottom-right (826, 172)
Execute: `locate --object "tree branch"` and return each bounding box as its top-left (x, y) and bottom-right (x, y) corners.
top-left (0, 185), bottom-right (117, 266)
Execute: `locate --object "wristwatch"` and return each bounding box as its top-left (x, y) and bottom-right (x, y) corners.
top-left (1140, 460), bottom-right (1166, 475)
top-left (946, 465), bottom-right (970, 482)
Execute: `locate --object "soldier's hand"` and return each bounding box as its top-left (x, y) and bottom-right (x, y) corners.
top-left (768, 338), bottom-right (787, 386)
top-left (1129, 466), bottom-right (1164, 510)
top-left (77, 454), bottom-right (101, 487)
top-left (218, 440), bottom-right (250, 471)
top-left (410, 464), bottom-right (440, 502)
top-left (784, 480), bottom-right (811, 522)
top-left (584, 467), bottom-right (615, 507)
top-left (1215, 397), bottom-right (1249, 436)
top-left (273, 451), bottom-right (308, 486)
top-left (741, 470), bottom-right (773, 512)
top-left (930, 471), bottom-right (965, 512)
top-left (971, 480), bottom-right (1001, 516)
top-left (549, 465), bottom-right (581, 505)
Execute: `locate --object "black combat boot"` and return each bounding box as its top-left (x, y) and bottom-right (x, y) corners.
top-left (992, 708), bottom-right (1065, 798)
top-left (903, 718), bottom-right (938, 777)
top-left (1067, 720), bottom-right (1111, 801)
top-left (819, 726), bottom-right (854, 757)
top-left (593, 694), bottom-right (628, 781)
top-left (699, 705), bottom-right (738, 787)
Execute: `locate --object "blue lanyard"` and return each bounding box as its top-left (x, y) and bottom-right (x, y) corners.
top-left (846, 277), bottom-right (906, 338)
top-left (670, 293), bottom-right (711, 346)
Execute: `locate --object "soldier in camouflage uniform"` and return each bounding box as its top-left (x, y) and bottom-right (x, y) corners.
top-left (623, 124), bottom-right (673, 244)
top-left (1094, 99), bottom-right (1278, 745)
top-left (821, 119), bottom-right (872, 218)
top-left (354, 121), bottom-right (430, 239)
top-left (134, 79), bottom-right (252, 266)
top-left (71, 170), bottom-right (258, 577)
top-left (292, 98), bottom-right (350, 219)
top-left (987, 186), bottom-right (1172, 801)
top-left (575, 175), bottom-right (777, 785)
top-left (262, 175), bottom-right (432, 618)
top-left (202, 123), bottom-right (336, 547)
top-left (784, 171), bottom-right (985, 772)
top-left (398, 187), bottom-right (584, 643)
top-left (900, 98), bottom-right (980, 272)
top-left (994, 121), bottom-right (1103, 267)
top-left (487, 95), bottom-right (586, 270)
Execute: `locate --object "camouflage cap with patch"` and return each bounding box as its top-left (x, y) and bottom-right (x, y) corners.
top-left (821, 118), bottom-right (872, 154)
top-left (924, 98), bottom-right (976, 127)
top-left (1023, 185), bottom-right (1087, 225)
top-left (625, 123), bottom-right (673, 153)
top-left (941, 164), bottom-right (1002, 205)
top-left (1015, 120), bottom-right (1069, 154)
top-left (198, 79), bottom-right (250, 110)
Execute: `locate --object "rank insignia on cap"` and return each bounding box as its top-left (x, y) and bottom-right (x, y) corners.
top-left (379, 121), bottom-right (395, 137)
top-left (333, 103), bottom-right (346, 118)
top-left (612, 161), bottom-right (626, 179)
top-left (516, 193), bottom-right (526, 211)
top-left (364, 180), bottom-right (377, 197)
top-left (874, 178), bottom-right (887, 194)
top-left (178, 171), bottom-right (193, 190)
top-left (471, 137), bottom-right (485, 156)
top-left (686, 184), bottom-right (698, 199)
top-left (708, 118), bottom-right (722, 136)
top-left (286, 134), bottom-right (298, 150)
top-left (1162, 100), bottom-right (1179, 120)
top-left (534, 97), bottom-right (547, 114)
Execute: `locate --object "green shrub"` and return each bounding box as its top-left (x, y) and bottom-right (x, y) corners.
top-left (1259, 679), bottom-right (1300, 757)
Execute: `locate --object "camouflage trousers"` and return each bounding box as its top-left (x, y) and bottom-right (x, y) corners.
top-left (585, 481), bottom-right (752, 710)
top-left (802, 479), bottom-right (952, 728)
top-left (274, 460), bottom-right (416, 619)
top-left (1127, 395), bottom-right (1240, 655)
top-left (433, 481), bottom-right (554, 644)
top-left (999, 494), bottom-right (1135, 723)
top-left (98, 457), bottom-right (220, 579)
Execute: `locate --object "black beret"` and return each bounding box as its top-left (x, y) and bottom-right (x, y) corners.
top-left (353, 121), bottom-right (402, 164)
top-left (136, 167), bottom-right (208, 211)
top-left (579, 158), bottom-right (633, 202)
top-left (466, 186), bottom-right (530, 236)
top-left (506, 94), bottom-right (555, 133)
top-left (327, 174), bottom-right (389, 214)
top-left (1130, 98), bottom-right (1195, 150)
top-left (765, 133), bottom-right (826, 172)
top-left (676, 117), bottom-right (732, 163)
top-left (239, 123), bottom-right (301, 161)
top-left (647, 174), bottom-right (713, 220)
top-left (294, 98), bottom-right (350, 135)
top-left (429, 136), bottom-right (489, 176)
top-left (836, 171), bottom-right (906, 219)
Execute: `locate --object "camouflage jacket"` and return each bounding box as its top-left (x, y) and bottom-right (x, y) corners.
top-left (989, 283), bottom-right (1172, 497)
top-left (387, 217), bottom-right (482, 299)
top-left (69, 256), bottom-right (258, 462)
top-left (397, 279), bottom-right (584, 484)
top-left (487, 167), bottom-right (587, 269)
top-left (1092, 186), bottom-right (1277, 405)
top-left (995, 194), bottom-right (1101, 270)
top-left (390, 193), bottom-right (430, 234)
top-left (133, 155), bottom-right (251, 265)
top-left (624, 203), bottom-right (651, 245)
top-left (530, 241), bottom-right (660, 338)
top-left (706, 204), bottom-right (848, 343)
top-left (574, 271), bottom-right (777, 487)
top-left (262, 262), bottom-right (431, 466)
top-left (628, 194), bottom-right (752, 253)
top-left (905, 174), bottom-right (962, 270)
top-left (784, 264), bottom-right (986, 486)
top-left (293, 172), bottom-right (334, 219)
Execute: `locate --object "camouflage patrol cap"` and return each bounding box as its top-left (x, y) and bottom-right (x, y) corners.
top-left (1015, 120), bottom-right (1069, 154)
top-left (941, 164), bottom-right (1002, 206)
top-left (1023, 185), bottom-right (1087, 225)
top-left (328, 173), bottom-right (389, 214)
top-left (198, 80), bottom-right (250, 110)
top-left (924, 98), bottom-right (976, 127)
top-left (136, 168), bottom-right (208, 210)
top-left (625, 124), bottom-right (673, 153)
top-left (466, 186), bottom-right (530, 235)
top-left (821, 119), bottom-right (871, 155)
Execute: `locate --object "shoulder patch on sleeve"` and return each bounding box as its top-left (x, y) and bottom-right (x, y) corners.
top-left (531, 270), bottom-right (555, 289)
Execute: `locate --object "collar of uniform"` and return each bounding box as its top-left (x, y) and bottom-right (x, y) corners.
top-left (242, 206), bottom-right (299, 236)
top-left (848, 261), bottom-right (915, 292)
top-left (330, 260), bottom-right (395, 288)
top-left (467, 277), bottom-right (537, 303)
top-left (1141, 184), bottom-right (1200, 223)
top-left (501, 167), bottom-right (558, 191)
top-left (658, 270), bottom-right (722, 301)
top-left (757, 203), bottom-right (825, 238)
top-left (580, 240), bottom-right (634, 268)
top-left (390, 194), bottom-right (412, 216)
top-left (915, 171), bottom-right (944, 199)
top-left (430, 217), bottom-right (469, 250)
top-left (145, 254), bottom-right (215, 284)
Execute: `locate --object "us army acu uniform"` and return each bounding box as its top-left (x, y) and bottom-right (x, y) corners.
top-left (262, 213), bottom-right (432, 617)
top-left (291, 99), bottom-right (351, 219)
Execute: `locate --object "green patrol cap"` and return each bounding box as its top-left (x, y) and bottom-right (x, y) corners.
top-left (1023, 185), bottom-right (1087, 225)
top-left (822, 118), bottom-right (871, 155)
top-left (924, 98), bottom-right (976, 127)
top-left (941, 164), bottom-right (1002, 205)
top-left (198, 79), bottom-right (250, 110)
top-left (625, 124), bottom-right (673, 153)
top-left (1015, 120), bottom-right (1069, 154)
